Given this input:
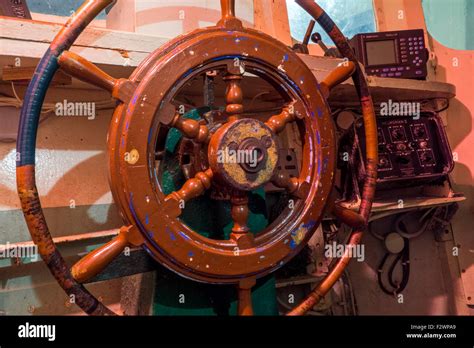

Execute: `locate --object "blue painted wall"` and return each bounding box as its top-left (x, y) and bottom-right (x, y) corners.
top-left (26, 0), bottom-right (106, 19)
top-left (423, 0), bottom-right (474, 50)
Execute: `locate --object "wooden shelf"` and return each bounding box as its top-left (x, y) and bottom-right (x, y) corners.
top-left (298, 54), bottom-right (456, 103)
top-left (1, 17), bottom-right (457, 104)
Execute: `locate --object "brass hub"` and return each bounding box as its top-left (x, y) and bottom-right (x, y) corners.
top-left (208, 118), bottom-right (279, 191)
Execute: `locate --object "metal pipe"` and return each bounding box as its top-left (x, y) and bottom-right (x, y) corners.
top-left (16, 0), bottom-right (116, 316)
top-left (288, 0), bottom-right (378, 315)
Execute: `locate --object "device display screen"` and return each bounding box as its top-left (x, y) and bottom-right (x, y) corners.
top-left (365, 40), bottom-right (397, 66)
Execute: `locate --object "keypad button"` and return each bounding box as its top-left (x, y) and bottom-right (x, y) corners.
top-left (395, 72), bottom-right (402, 76)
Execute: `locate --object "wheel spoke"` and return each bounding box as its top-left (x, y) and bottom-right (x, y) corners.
top-left (163, 169), bottom-right (213, 217)
top-left (58, 51), bottom-right (135, 102)
top-left (230, 191), bottom-right (249, 236)
top-left (170, 113), bottom-right (209, 143)
top-left (223, 62), bottom-right (244, 122)
top-left (319, 61), bottom-right (356, 98)
top-left (237, 278), bottom-right (255, 316)
top-left (265, 104), bottom-right (298, 134)
top-left (229, 191), bottom-right (256, 249)
top-left (332, 203), bottom-right (366, 228)
top-left (271, 173), bottom-right (310, 199)
top-left (71, 225), bottom-right (142, 283)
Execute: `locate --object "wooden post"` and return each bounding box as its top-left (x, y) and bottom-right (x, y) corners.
top-left (253, 0), bottom-right (292, 46)
top-left (106, 0), bottom-right (136, 32)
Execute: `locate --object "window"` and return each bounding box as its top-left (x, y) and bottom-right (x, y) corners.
top-left (286, 0), bottom-right (376, 45)
top-left (26, 0), bottom-right (106, 19)
top-left (422, 0), bottom-right (473, 50)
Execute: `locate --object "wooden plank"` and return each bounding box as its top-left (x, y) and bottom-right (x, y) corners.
top-left (0, 17), bottom-right (166, 53)
top-left (0, 38), bottom-right (148, 67)
top-left (0, 229), bottom-right (119, 255)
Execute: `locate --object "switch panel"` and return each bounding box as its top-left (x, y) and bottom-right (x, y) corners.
top-left (352, 113), bottom-right (454, 187)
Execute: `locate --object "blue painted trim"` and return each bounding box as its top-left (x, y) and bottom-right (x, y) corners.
top-left (16, 49), bottom-right (59, 166)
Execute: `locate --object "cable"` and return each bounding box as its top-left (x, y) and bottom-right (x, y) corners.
top-left (343, 270), bottom-right (358, 315)
top-left (0, 82), bottom-right (117, 143)
top-left (1, 82), bottom-right (116, 116)
top-left (377, 237), bottom-right (410, 295)
top-left (395, 208), bottom-right (434, 239)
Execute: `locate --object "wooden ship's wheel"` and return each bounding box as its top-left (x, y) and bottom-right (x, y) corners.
top-left (16, 0), bottom-right (377, 315)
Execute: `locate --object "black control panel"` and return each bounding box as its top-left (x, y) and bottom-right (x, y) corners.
top-left (350, 29), bottom-right (428, 80)
top-left (354, 113), bottom-right (453, 186)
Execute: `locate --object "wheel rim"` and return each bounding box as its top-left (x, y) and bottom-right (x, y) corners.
top-left (16, 0), bottom-right (377, 315)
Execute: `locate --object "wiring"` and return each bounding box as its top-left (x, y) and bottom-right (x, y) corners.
top-left (377, 238), bottom-right (410, 295)
top-left (375, 208), bottom-right (438, 296)
top-left (0, 82), bottom-right (116, 118)
top-left (1, 83), bottom-right (116, 144)
top-left (395, 208), bottom-right (434, 239)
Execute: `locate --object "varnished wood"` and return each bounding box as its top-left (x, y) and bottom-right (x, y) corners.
top-left (237, 278), bottom-right (255, 316)
top-left (265, 105), bottom-right (296, 133)
top-left (319, 61), bottom-right (356, 98)
top-left (171, 114), bottom-right (209, 143)
top-left (230, 192), bottom-right (249, 235)
top-left (223, 74), bottom-right (243, 121)
top-left (70, 225), bottom-right (138, 283)
top-left (272, 173), bottom-right (310, 199)
top-left (59, 51), bottom-right (116, 91)
top-left (58, 50), bottom-right (136, 102)
top-left (220, 0), bottom-right (235, 20)
top-left (272, 172), bottom-right (299, 193)
top-left (217, 0), bottom-right (242, 29)
top-left (166, 168), bottom-right (213, 203)
top-left (333, 203), bottom-right (366, 228)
